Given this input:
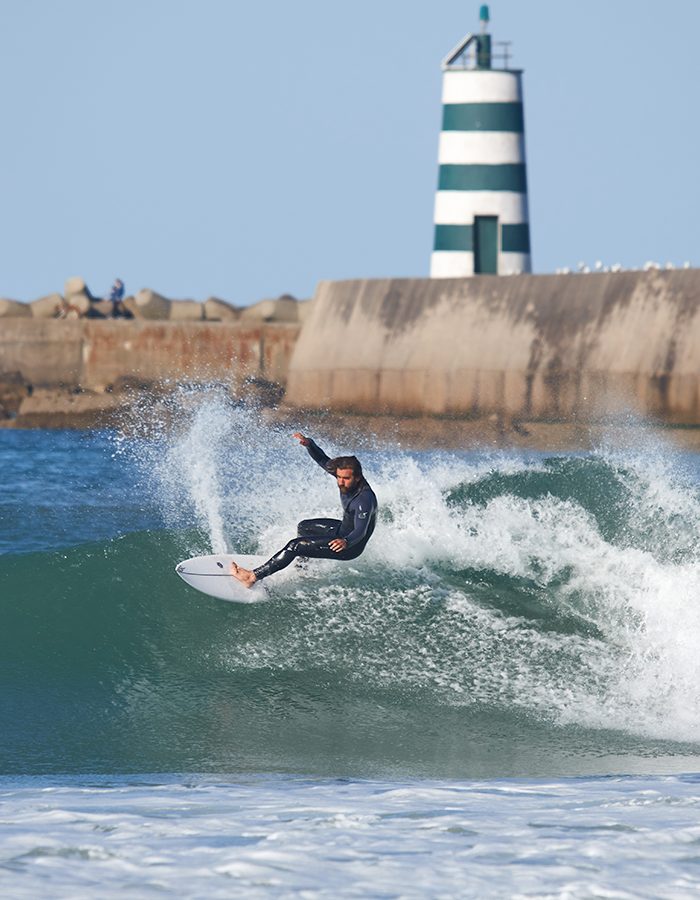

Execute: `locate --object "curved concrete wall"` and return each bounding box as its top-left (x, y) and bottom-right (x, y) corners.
top-left (286, 270), bottom-right (700, 424)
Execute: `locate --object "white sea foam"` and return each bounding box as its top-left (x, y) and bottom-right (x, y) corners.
top-left (1, 776), bottom-right (700, 899)
top-left (369, 448), bottom-right (700, 743)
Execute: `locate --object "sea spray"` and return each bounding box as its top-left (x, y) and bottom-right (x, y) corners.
top-left (124, 392), bottom-right (365, 557)
top-left (156, 397), bottom-right (234, 554)
top-left (121, 389), bottom-right (302, 555)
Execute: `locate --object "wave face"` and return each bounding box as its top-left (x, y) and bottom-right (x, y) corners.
top-left (3, 406), bottom-right (700, 777)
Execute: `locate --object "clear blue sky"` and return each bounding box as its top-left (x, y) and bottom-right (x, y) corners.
top-left (1, 0), bottom-right (697, 304)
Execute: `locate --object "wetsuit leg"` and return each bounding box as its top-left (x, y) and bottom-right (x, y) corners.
top-left (253, 534), bottom-right (369, 582)
top-left (296, 518), bottom-right (342, 538)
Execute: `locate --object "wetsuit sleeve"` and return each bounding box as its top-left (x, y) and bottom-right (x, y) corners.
top-left (343, 490), bottom-right (377, 549)
top-left (304, 438), bottom-right (334, 474)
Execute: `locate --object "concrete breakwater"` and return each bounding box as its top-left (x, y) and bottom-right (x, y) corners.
top-left (0, 275), bottom-right (308, 428)
top-left (4, 268), bottom-right (700, 448)
top-left (0, 319), bottom-right (300, 388)
top-left (0, 319), bottom-right (300, 428)
top-left (286, 268), bottom-right (700, 426)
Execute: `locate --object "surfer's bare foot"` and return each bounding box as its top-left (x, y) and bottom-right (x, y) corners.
top-left (230, 561), bottom-right (257, 589)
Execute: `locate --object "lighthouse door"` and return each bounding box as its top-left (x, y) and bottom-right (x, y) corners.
top-left (474, 216), bottom-right (498, 274)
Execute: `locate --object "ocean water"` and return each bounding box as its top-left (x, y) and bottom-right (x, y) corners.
top-left (2, 399), bottom-right (700, 897)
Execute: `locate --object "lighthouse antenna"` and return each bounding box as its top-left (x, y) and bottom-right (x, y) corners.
top-left (479, 5), bottom-right (489, 33)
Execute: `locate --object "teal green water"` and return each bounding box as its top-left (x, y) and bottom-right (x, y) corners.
top-left (2, 413), bottom-right (700, 778)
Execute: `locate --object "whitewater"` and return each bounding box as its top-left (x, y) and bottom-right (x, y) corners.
top-left (2, 396), bottom-right (700, 898)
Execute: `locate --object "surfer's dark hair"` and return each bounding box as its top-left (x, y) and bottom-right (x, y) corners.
top-left (327, 455), bottom-right (364, 482)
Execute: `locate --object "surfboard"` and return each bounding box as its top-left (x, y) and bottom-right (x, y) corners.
top-left (175, 554), bottom-right (269, 603)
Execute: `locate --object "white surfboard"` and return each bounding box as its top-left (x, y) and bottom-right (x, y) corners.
top-left (176, 554), bottom-right (269, 603)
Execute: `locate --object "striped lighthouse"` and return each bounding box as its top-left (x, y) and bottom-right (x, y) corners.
top-left (430, 6), bottom-right (531, 278)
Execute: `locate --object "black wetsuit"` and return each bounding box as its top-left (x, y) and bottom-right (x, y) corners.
top-left (253, 439), bottom-right (378, 581)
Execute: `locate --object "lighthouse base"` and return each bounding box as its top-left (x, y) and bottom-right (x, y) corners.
top-left (430, 251), bottom-right (531, 278)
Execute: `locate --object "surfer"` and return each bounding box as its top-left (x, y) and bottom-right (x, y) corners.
top-left (230, 433), bottom-right (378, 588)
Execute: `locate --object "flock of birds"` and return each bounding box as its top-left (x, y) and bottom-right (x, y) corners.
top-left (555, 261), bottom-right (692, 274)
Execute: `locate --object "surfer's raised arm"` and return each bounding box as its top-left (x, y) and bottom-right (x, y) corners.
top-left (293, 432), bottom-right (333, 473)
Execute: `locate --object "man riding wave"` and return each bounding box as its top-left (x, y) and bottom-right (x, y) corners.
top-left (230, 433), bottom-right (377, 588)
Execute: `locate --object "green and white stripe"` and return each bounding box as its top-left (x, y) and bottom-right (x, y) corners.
top-left (430, 69), bottom-right (531, 278)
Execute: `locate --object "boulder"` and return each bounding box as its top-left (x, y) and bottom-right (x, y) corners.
top-left (204, 297), bottom-right (241, 321)
top-left (121, 295), bottom-right (141, 317)
top-left (0, 298), bottom-right (32, 318)
top-left (87, 300), bottom-right (114, 318)
top-left (63, 277), bottom-right (93, 315)
top-left (30, 293), bottom-right (65, 318)
top-left (129, 289), bottom-right (171, 320)
top-left (241, 294), bottom-right (299, 323)
top-left (126, 291), bottom-right (204, 321)
top-left (64, 276), bottom-right (89, 298)
top-left (169, 300), bottom-right (204, 321)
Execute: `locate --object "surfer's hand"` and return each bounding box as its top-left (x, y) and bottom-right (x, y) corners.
top-left (293, 432), bottom-right (310, 446)
top-left (329, 538), bottom-right (347, 552)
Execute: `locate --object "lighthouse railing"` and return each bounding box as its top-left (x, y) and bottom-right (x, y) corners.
top-left (442, 39), bottom-right (514, 72)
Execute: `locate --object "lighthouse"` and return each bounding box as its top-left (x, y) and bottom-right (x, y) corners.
top-left (430, 6), bottom-right (531, 278)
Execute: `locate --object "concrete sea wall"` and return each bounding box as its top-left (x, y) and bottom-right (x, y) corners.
top-left (5, 269), bottom-right (700, 443)
top-left (0, 319), bottom-right (301, 427)
top-left (286, 269), bottom-right (700, 425)
top-left (0, 277), bottom-right (309, 426)
top-left (0, 319), bottom-right (300, 389)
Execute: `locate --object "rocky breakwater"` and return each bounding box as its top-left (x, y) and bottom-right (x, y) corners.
top-left (0, 278), bottom-right (310, 429)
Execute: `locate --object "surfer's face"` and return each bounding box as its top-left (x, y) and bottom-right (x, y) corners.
top-left (336, 468), bottom-right (358, 494)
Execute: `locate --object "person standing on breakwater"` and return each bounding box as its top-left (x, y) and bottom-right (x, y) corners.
top-left (230, 433), bottom-right (378, 588)
top-left (106, 278), bottom-right (125, 318)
